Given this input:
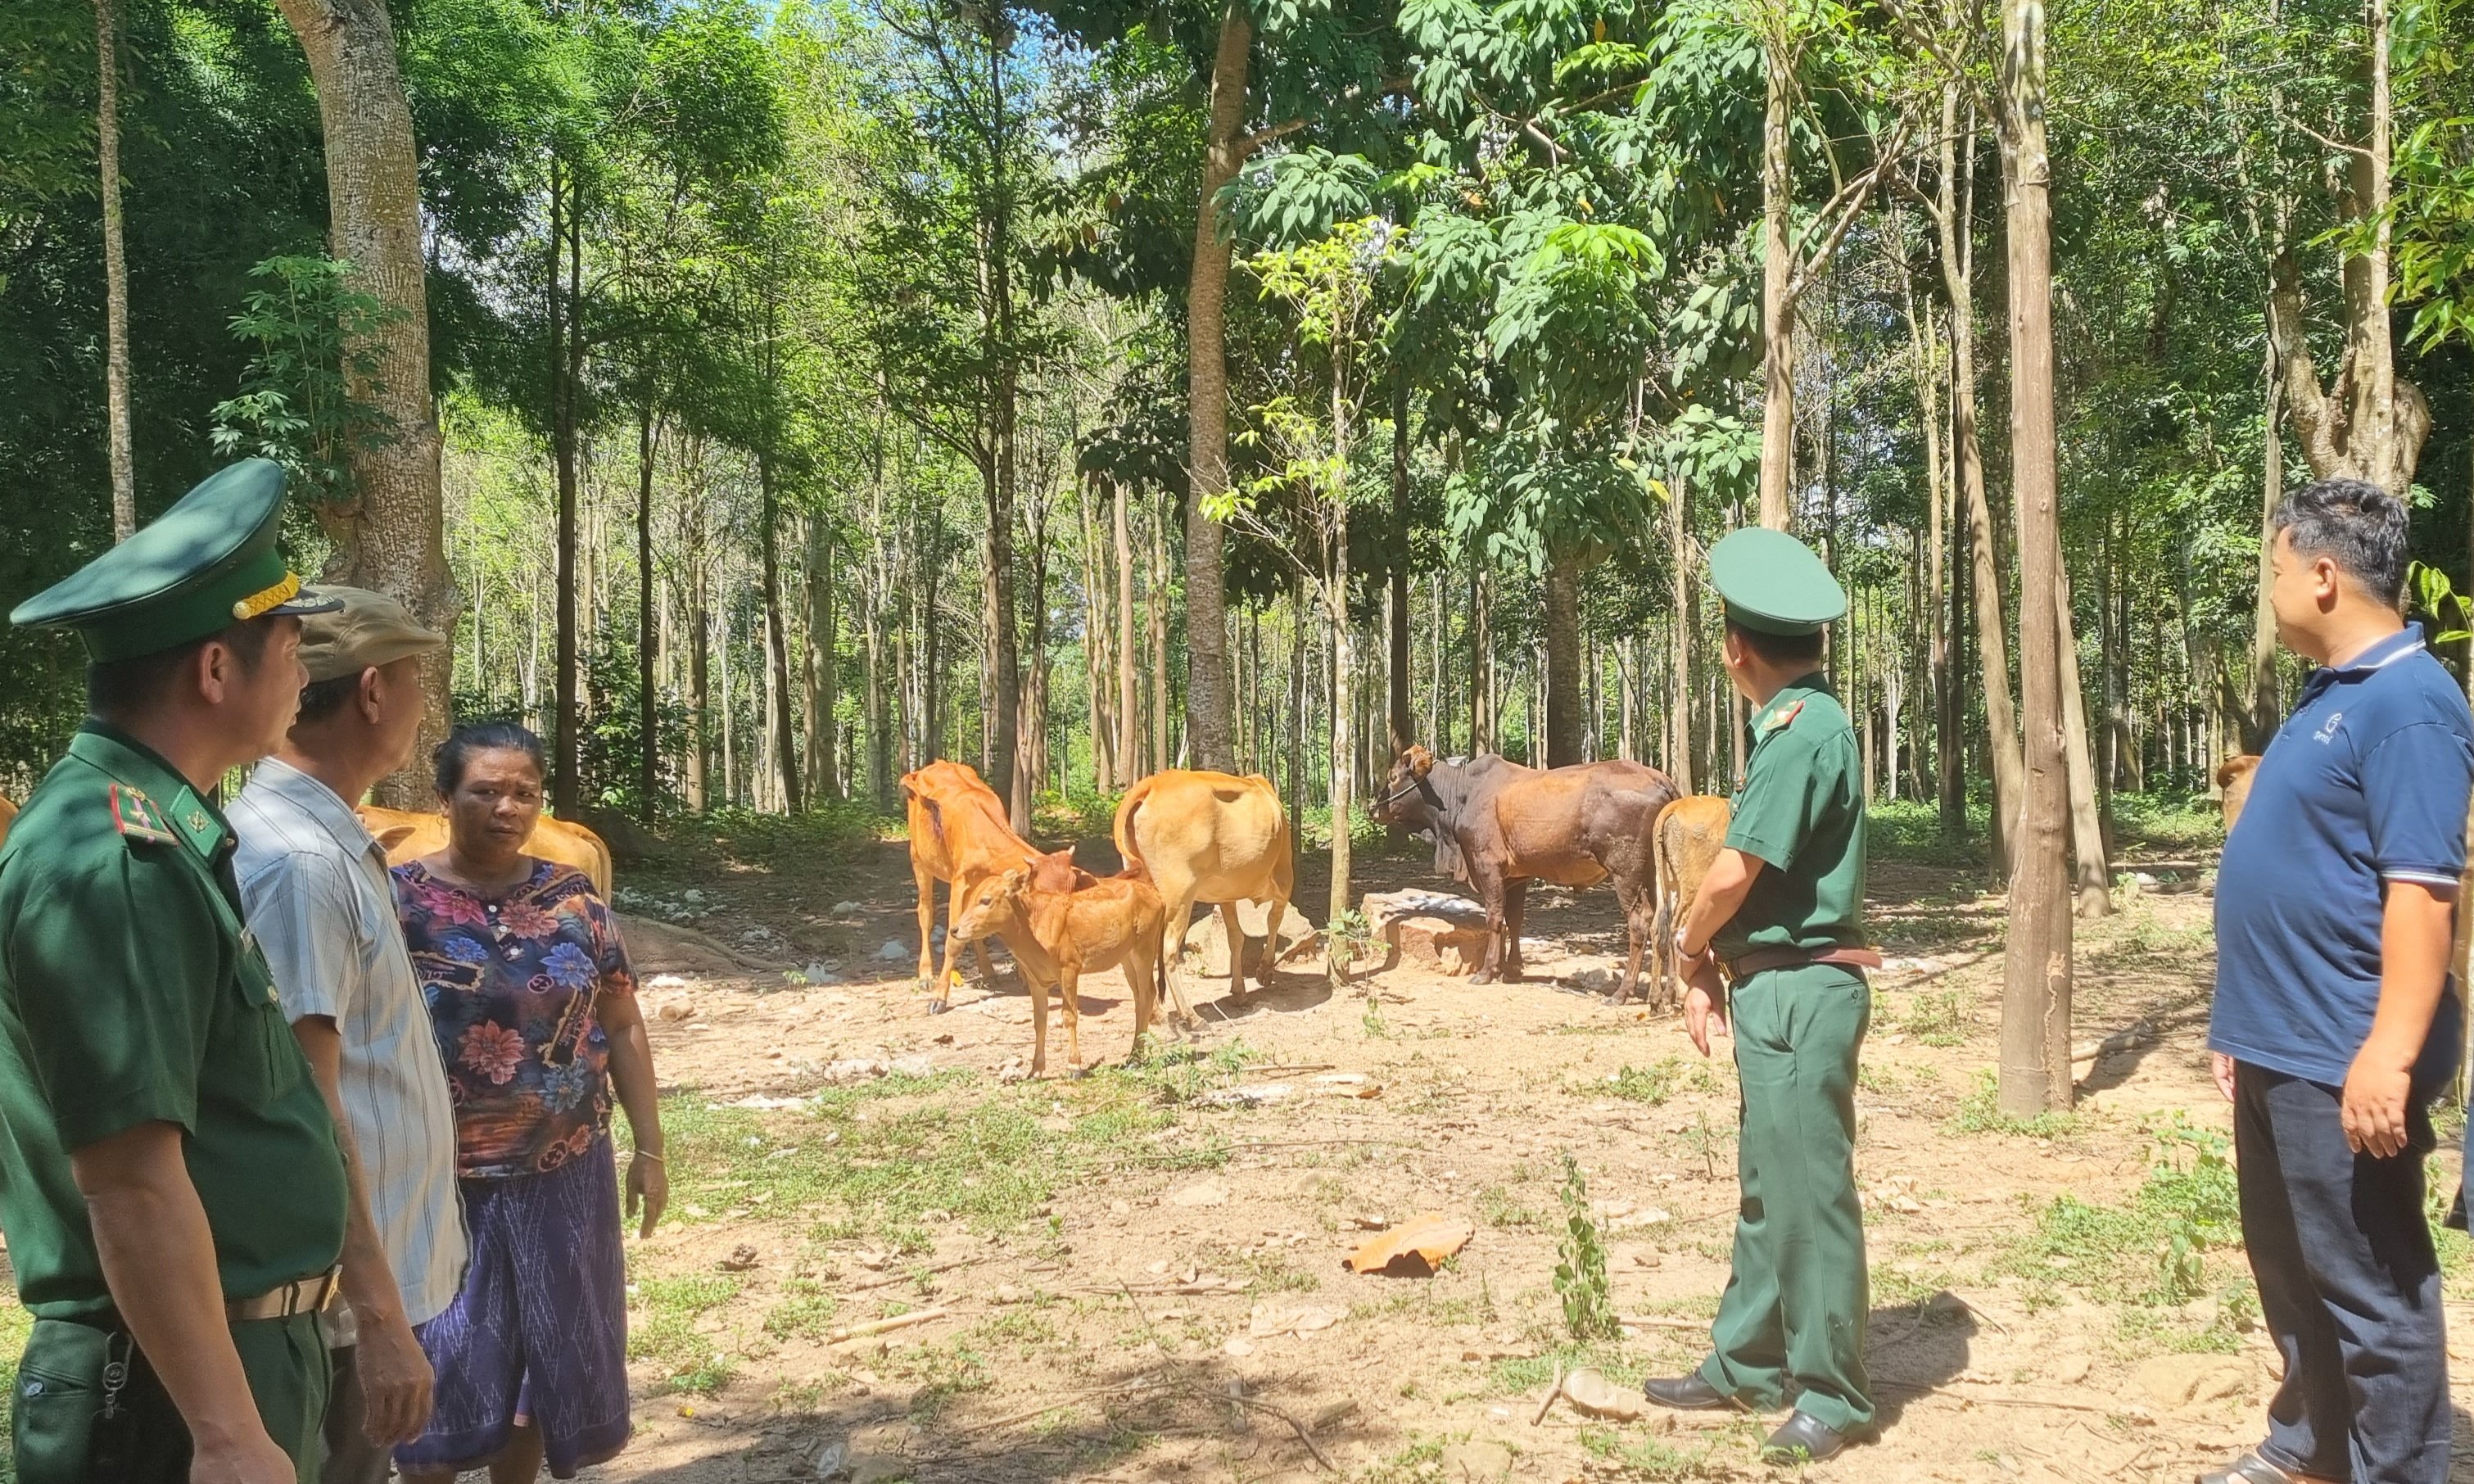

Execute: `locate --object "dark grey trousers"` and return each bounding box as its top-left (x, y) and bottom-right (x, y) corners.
top-left (2234, 1062), bottom-right (2449, 1484)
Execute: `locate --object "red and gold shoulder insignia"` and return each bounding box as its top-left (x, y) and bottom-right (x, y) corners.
top-left (1760, 699), bottom-right (1807, 735)
top-left (108, 783), bottom-right (179, 844)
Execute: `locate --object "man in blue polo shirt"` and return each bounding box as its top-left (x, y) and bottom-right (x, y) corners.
top-left (2209, 477), bottom-right (2472, 1484)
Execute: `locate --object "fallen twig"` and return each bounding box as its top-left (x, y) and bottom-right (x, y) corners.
top-left (948, 1376), bottom-right (1166, 1436)
top-left (1532, 1362), bottom-right (1565, 1426)
top-left (826, 1306), bottom-right (953, 1343)
top-left (843, 1257), bottom-right (980, 1293)
top-left (1618, 1315), bottom-right (1709, 1332)
top-left (1222, 1393), bottom-right (1337, 1473)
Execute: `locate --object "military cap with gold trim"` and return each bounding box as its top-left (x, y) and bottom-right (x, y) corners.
top-left (9, 458), bottom-right (341, 662)
top-left (1706, 526), bottom-right (1847, 637)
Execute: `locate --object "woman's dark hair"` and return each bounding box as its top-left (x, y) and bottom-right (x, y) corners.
top-left (433, 721), bottom-right (547, 794)
top-left (2273, 477), bottom-right (2408, 607)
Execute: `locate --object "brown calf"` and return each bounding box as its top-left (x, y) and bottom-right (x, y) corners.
top-left (953, 848), bottom-right (1166, 1077)
top-left (1648, 796), bottom-right (1731, 1010)
top-left (2216, 753), bottom-right (2262, 834)
top-left (902, 760), bottom-right (1050, 1007)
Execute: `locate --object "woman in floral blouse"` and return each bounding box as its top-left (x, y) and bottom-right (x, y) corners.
top-left (392, 722), bottom-right (666, 1483)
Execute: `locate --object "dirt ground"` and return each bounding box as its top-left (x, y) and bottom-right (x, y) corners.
top-left (549, 823), bottom-right (2474, 1484)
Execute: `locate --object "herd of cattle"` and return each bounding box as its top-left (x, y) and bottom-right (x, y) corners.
top-left (0, 750), bottom-right (2261, 1081)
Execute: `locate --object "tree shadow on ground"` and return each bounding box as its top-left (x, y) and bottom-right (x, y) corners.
top-left (608, 1346), bottom-right (1365, 1484)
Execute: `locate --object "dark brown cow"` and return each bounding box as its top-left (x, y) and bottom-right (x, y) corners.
top-left (1369, 746), bottom-right (1680, 999)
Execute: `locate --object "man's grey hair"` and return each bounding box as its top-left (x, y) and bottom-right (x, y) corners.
top-left (2273, 477), bottom-right (2409, 608)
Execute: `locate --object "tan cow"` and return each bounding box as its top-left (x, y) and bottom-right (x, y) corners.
top-left (1647, 796), bottom-right (1730, 1010)
top-left (902, 759), bottom-right (1052, 1008)
top-left (360, 805), bottom-right (614, 896)
top-left (2216, 754), bottom-right (2262, 834)
top-left (0, 794), bottom-right (16, 853)
top-left (953, 848), bottom-right (1166, 1077)
top-left (1115, 770), bottom-right (1296, 1025)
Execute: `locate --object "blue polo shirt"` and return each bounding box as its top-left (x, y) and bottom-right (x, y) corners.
top-left (2212, 627), bottom-right (2474, 1090)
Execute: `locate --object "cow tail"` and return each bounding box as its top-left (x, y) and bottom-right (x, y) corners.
top-left (1115, 777), bottom-right (1156, 882)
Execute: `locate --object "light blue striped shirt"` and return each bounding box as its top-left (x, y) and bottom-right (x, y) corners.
top-left (233, 758), bottom-right (466, 1328)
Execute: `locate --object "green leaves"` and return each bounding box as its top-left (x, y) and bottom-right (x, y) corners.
top-left (210, 256), bottom-right (406, 504)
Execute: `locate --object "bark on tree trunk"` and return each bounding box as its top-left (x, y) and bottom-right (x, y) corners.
top-left (1668, 469), bottom-right (1694, 795)
top-left (1182, 0), bottom-right (1252, 771)
top-left (550, 156), bottom-right (583, 816)
top-left (685, 484), bottom-right (709, 812)
top-left (2246, 333), bottom-right (2285, 749)
top-left (1469, 559), bottom-right (1493, 753)
top-left (804, 513), bottom-right (839, 803)
top-left (1937, 93), bottom-right (2023, 874)
top-left (636, 403), bottom-right (660, 819)
top-left (1543, 552), bottom-right (1585, 766)
top-left (1757, 43), bottom-right (1797, 532)
top-left (1116, 479), bottom-right (1140, 783)
top-left (758, 453), bottom-right (802, 813)
top-left (275, 0), bottom-right (453, 806)
top-left (1150, 489), bottom-right (1169, 775)
top-left (1388, 385), bottom-right (1414, 759)
top-left (1996, 0), bottom-right (2074, 1115)
top-left (97, 0), bottom-right (136, 545)
top-left (2056, 567), bottom-right (2110, 916)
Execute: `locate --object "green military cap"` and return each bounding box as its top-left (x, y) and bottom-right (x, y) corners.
top-left (10, 458), bottom-right (342, 662)
top-left (1706, 526), bottom-right (1847, 636)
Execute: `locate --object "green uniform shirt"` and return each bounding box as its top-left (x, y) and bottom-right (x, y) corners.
top-left (1716, 675), bottom-right (1867, 961)
top-left (0, 723), bottom-right (346, 1321)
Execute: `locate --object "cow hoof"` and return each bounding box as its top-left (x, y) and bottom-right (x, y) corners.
top-left (926, 998), bottom-right (952, 1016)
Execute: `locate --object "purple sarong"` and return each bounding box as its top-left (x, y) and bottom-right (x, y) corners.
top-left (396, 1136), bottom-right (631, 1478)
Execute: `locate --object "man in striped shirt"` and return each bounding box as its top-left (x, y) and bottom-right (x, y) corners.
top-left (233, 588), bottom-right (465, 1484)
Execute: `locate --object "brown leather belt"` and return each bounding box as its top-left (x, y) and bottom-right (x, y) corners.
top-left (226, 1269), bottom-right (341, 1323)
top-left (1727, 944), bottom-right (1884, 980)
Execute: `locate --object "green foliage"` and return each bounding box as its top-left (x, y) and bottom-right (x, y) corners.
top-left (210, 256), bottom-right (406, 503)
top-left (1606, 1061), bottom-right (1684, 1105)
top-left (1553, 1153), bottom-right (1621, 1341)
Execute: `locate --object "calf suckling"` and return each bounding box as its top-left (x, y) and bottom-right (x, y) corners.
top-left (952, 848), bottom-right (1167, 1078)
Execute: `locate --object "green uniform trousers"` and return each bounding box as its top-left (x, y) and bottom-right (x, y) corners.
top-left (12, 1311), bottom-right (328, 1484)
top-left (1696, 962), bottom-right (1875, 1433)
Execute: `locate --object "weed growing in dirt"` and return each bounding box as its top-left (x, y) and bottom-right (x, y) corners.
top-left (1478, 1182), bottom-right (1547, 1230)
top-left (1578, 1423), bottom-right (1724, 1479)
top-left (1946, 1073), bottom-right (2079, 1139)
top-left (1997, 1111), bottom-right (2241, 1305)
top-left (1606, 1061), bottom-right (1684, 1105)
top-left (1362, 1436), bottom-right (1450, 1482)
top-left (1677, 1110), bottom-right (1735, 1179)
top-left (1902, 989), bottom-right (1971, 1047)
top-left (1362, 999), bottom-right (1393, 1039)
top-left (629, 1273), bottom-right (744, 1394)
top-left (762, 1276), bottom-right (839, 1341)
top-left (1554, 1155), bottom-right (1621, 1340)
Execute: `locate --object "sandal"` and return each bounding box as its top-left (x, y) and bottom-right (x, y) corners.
top-left (2195, 1451), bottom-right (2345, 1484)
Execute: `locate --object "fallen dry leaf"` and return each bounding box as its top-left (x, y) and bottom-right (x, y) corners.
top-left (1344, 1211), bottom-right (1473, 1276)
top-left (1560, 1368), bottom-right (1644, 1421)
top-left (1247, 1301), bottom-right (1341, 1337)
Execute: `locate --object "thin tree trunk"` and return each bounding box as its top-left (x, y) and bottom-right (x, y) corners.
top-left (2246, 333), bottom-right (2285, 749)
top-left (97, 0), bottom-right (136, 545)
top-left (1469, 559), bottom-right (1493, 753)
top-left (1996, 0), bottom-right (2074, 1115)
top-left (1388, 382), bottom-right (1414, 758)
top-left (805, 514), bottom-right (839, 803)
top-left (273, 0), bottom-right (453, 804)
top-left (1116, 480), bottom-right (1140, 783)
top-left (1543, 553), bottom-right (1585, 765)
top-left (1181, 0), bottom-right (1251, 771)
top-left (1668, 468), bottom-right (1694, 795)
top-left (758, 452), bottom-right (802, 812)
top-left (549, 155), bottom-right (582, 815)
top-left (685, 480), bottom-right (709, 812)
top-left (1757, 37), bottom-right (1797, 530)
top-left (636, 402), bottom-right (660, 819)
top-left (2056, 567), bottom-right (2110, 916)
top-left (1150, 489), bottom-right (1169, 776)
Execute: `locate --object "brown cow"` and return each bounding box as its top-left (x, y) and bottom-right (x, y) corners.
top-left (1114, 770), bottom-right (1297, 1025)
top-left (953, 848), bottom-right (1166, 1077)
top-left (902, 760), bottom-right (1049, 1008)
top-left (0, 794), bottom-right (15, 853)
top-left (1648, 796), bottom-right (1731, 1010)
top-left (1370, 746), bottom-right (1680, 1000)
top-left (360, 805), bottom-right (613, 896)
top-left (2217, 753), bottom-right (2263, 834)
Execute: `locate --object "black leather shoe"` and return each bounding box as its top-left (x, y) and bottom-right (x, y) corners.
top-left (1761, 1412), bottom-right (1858, 1464)
top-left (1640, 1374), bottom-right (1738, 1410)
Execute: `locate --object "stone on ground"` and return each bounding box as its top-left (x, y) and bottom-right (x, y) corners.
top-left (1180, 902), bottom-right (1318, 978)
top-left (1361, 890), bottom-right (1490, 975)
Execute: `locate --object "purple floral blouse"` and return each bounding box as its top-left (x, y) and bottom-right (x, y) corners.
top-left (393, 859), bottom-right (636, 1179)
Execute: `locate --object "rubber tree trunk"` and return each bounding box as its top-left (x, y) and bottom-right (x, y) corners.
top-left (1181, 0), bottom-right (1251, 772)
top-left (2055, 566), bottom-right (2110, 916)
top-left (804, 514), bottom-right (839, 803)
top-left (1543, 552), bottom-right (1585, 766)
top-left (1115, 481), bottom-right (1140, 783)
top-left (1667, 468), bottom-right (1694, 795)
top-left (549, 157), bottom-right (582, 815)
top-left (97, 0), bottom-right (136, 544)
top-left (636, 403), bottom-right (660, 819)
top-left (275, 0), bottom-right (452, 806)
top-left (1755, 43), bottom-right (1796, 532)
top-left (1935, 89), bottom-right (2023, 874)
top-left (758, 452), bottom-right (802, 813)
top-left (1388, 384), bottom-right (1414, 760)
top-left (2244, 336), bottom-right (2285, 750)
top-left (1995, 0), bottom-right (2074, 1115)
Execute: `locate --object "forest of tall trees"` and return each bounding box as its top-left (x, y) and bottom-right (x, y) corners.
top-left (1, 0), bottom-right (2468, 1111)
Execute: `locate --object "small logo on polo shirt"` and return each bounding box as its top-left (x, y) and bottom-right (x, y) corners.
top-left (2314, 710), bottom-right (2345, 743)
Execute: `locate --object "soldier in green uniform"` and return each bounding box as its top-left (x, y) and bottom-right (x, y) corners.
top-left (1640, 527), bottom-right (1877, 1464)
top-left (0, 459), bottom-right (352, 1484)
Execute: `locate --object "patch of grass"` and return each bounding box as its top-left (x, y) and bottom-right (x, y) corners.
top-left (0, 1301), bottom-right (29, 1480)
top-left (1902, 989), bottom-right (1971, 1047)
top-left (1577, 1423), bottom-right (1725, 1479)
top-left (889, 1339), bottom-right (992, 1422)
top-left (1946, 1073), bottom-right (2079, 1139)
top-left (763, 1276), bottom-right (839, 1341)
top-left (1363, 1436), bottom-right (1451, 1483)
top-left (1477, 1183), bottom-right (1547, 1230)
top-left (629, 1273), bottom-right (745, 1395)
top-left (1676, 1110), bottom-right (1735, 1179)
top-left (1605, 1061), bottom-right (1685, 1106)
top-left (1996, 1113), bottom-right (2241, 1304)
top-left (1237, 1250), bottom-right (1323, 1292)
top-left (1866, 798), bottom-right (1990, 868)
